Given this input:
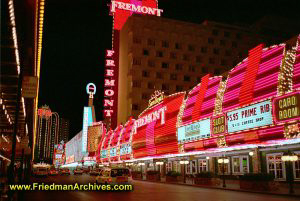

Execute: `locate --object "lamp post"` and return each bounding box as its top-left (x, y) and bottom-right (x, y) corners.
top-left (281, 151), bottom-right (298, 194)
top-left (180, 160), bottom-right (189, 183)
top-left (218, 157), bottom-right (229, 188)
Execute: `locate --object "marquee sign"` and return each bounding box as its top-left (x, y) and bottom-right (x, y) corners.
top-left (110, 147), bottom-right (117, 157)
top-left (273, 92), bottom-right (300, 123)
top-left (101, 150), bottom-right (107, 158)
top-left (227, 100), bottom-right (273, 133)
top-left (133, 106), bottom-right (167, 134)
top-left (177, 118), bottom-right (211, 143)
top-left (82, 107), bottom-right (93, 153)
top-left (104, 50), bottom-right (115, 118)
top-left (66, 155), bottom-right (74, 164)
top-left (110, 1), bottom-right (163, 16)
top-left (120, 143), bottom-right (131, 155)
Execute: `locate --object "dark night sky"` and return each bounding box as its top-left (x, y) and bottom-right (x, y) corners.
top-left (38, 0), bottom-right (300, 139)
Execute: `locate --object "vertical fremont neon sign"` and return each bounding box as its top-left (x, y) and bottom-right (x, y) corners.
top-left (103, 0), bottom-right (162, 128)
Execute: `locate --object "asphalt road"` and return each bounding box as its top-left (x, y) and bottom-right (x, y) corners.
top-left (17, 174), bottom-right (298, 201)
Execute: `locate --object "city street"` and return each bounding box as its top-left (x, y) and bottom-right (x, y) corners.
top-left (18, 174), bottom-right (298, 201)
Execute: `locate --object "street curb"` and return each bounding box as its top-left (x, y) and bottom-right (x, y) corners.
top-left (133, 179), bottom-right (300, 198)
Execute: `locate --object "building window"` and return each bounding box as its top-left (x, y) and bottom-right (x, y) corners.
top-left (170, 52), bottom-right (177, 59)
top-left (212, 29), bottom-right (218, 36)
top-left (232, 41), bottom-right (238, 48)
top-left (142, 71), bottom-right (150, 77)
top-left (162, 84), bottom-right (169, 90)
top-left (189, 65), bottom-right (195, 72)
top-left (188, 44), bottom-right (195, 51)
top-left (143, 49), bottom-right (149, 56)
top-left (183, 54), bottom-right (189, 61)
top-left (202, 67), bottom-right (208, 73)
top-left (214, 69), bottom-right (221, 75)
top-left (132, 104), bottom-right (139, 110)
top-left (133, 58), bottom-right (141, 65)
top-left (133, 37), bottom-right (141, 44)
top-left (184, 75), bottom-right (191, 82)
top-left (166, 162), bottom-right (172, 172)
top-left (198, 159), bottom-right (208, 172)
top-left (175, 42), bottom-right (181, 49)
top-left (225, 50), bottom-right (231, 56)
top-left (156, 72), bottom-right (163, 79)
top-left (213, 48), bottom-right (219, 55)
top-left (148, 60), bottom-right (155, 67)
top-left (196, 56), bottom-right (202, 63)
top-left (147, 38), bottom-right (155, 46)
top-left (176, 85), bottom-right (183, 91)
top-left (148, 82), bottom-right (155, 89)
top-left (186, 160), bottom-right (197, 174)
top-left (293, 152), bottom-right (300, 179)
top-left (209, 58), bottom-right (215, 64)
top-left (220, 40), bottom-right (226, 46)
top-left (161, 62), bottom-right (169, 69)
top-left (221, 59), bottom-right (227, 66)
top-left (156, 51), bottom-right (163, 57)
top-left (132, 81), bottom-right (141, 88)
top-left (208, 38), bottom-right (214, 44)
top-left (142, 93), bottom-right (149, 100)
top-left (201, 47), bottom-right (207, 53)
top-left (267, 153), bottom-right (286, 180)
top-left (224, 31), bottom-right (230, 37)
top-left (176, 64), bottom-right (183, 71)
top-left (170, 73), bottom-right (177, 80)
top-left (217, 158), bottom-right (230, 174)
top-left (232, 156), bottom-right (249, 174)
top-left (162, 40), bottom-right (169, 48)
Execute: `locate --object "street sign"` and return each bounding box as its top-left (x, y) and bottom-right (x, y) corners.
top-left (22, 76), bottom-right (38, 98)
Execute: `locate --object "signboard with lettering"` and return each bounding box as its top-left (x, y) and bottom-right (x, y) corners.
top-left (66, 155), bottom-right (74, 164)
top-left (120, 144), bottom-right (131, 155)
top-left (177, 118), bottom-right (211, 143)
top-left (227, 100), bottom-right (273, 133)
top-left (101, 150), bottom-right (107, 158)
top-left (212, 115), bottom-right (226, 136)
top-left (82, 107), bottom-right (93, 153)
top-left (273, 92), bottom-right (300, 123)
top-left (110, 147), bottom-right (117, 157)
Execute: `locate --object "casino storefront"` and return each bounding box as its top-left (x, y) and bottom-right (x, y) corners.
top-left (97, 38), bottom-right (300, 182)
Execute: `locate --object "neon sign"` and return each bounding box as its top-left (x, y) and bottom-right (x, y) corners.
top-left (133, 106), bottom-right (167, 134)
top-left (148, 90), bottom-right (164, 107)
top-left (273, 92), bottom-right (300, 123)
top-left (86, 83), bottom-right (96, 98)
top-left (103, 50), bottom-right (115, 118)
top-left (177, 118), bottom-right (211, 143)
top-left (82, 107), bottom-right (93, 153)
top-left (212, 115), bottom-right (226, 136)
top-left (227, 100), bottom-right (273, 133)
top-left (110, 147), bottom-right (117, 157)
top-left (120, 143), bottom-right (131, 155)
top-left (101, 150), bottom-right (107, 158)
top-left (110, 1), bottom-right (163, 16)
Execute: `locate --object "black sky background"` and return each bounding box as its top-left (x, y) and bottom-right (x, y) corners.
top-left (38, 0), bottom-right (300, 139)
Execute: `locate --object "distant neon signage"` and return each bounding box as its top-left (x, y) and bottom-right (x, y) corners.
top-left (273, 92), bottom-right (300, 123)
top-left (82, 107), bottom-right (93, 153)
top-left (177, 118), bottom-right (211, 143)
top-left (120, 144), bottom-right (131, 155)
top-left (103, 50), bottom-right (115, 118)
top-left (110, 1), bottom-right (163, 16)
top-left (86, 83), bottom-right (96, 98)
top-left (110, 147), bottom-right (117, 157)
top-left (101, 150), bottom-right (107, 158)
top-left (133, 106), bottom-right (167, 134)
top-left (227, 100), bottom-right (273, 133)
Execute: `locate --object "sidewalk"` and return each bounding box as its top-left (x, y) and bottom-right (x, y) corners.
top-left (134, 177), bottom-right (300, 197)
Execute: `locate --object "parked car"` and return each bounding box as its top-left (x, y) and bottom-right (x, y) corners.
top-left (96, 168), bottom-right (131, 184)
top-left (49, 169), bottom-right (59, 176)
top-left (60, 168), bottom-right (70, 175)
top-left (74, 168), bottom-right (83, 175)
top-left (90, 168), bottom-right (103, 176)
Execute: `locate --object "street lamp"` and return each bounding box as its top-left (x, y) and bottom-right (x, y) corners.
top-left (180, 160), bottom-right (189, 183)
top-left (218, 157), bottom-right (229, 188)
top-left (281, 151), bottom-right (298, 194)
